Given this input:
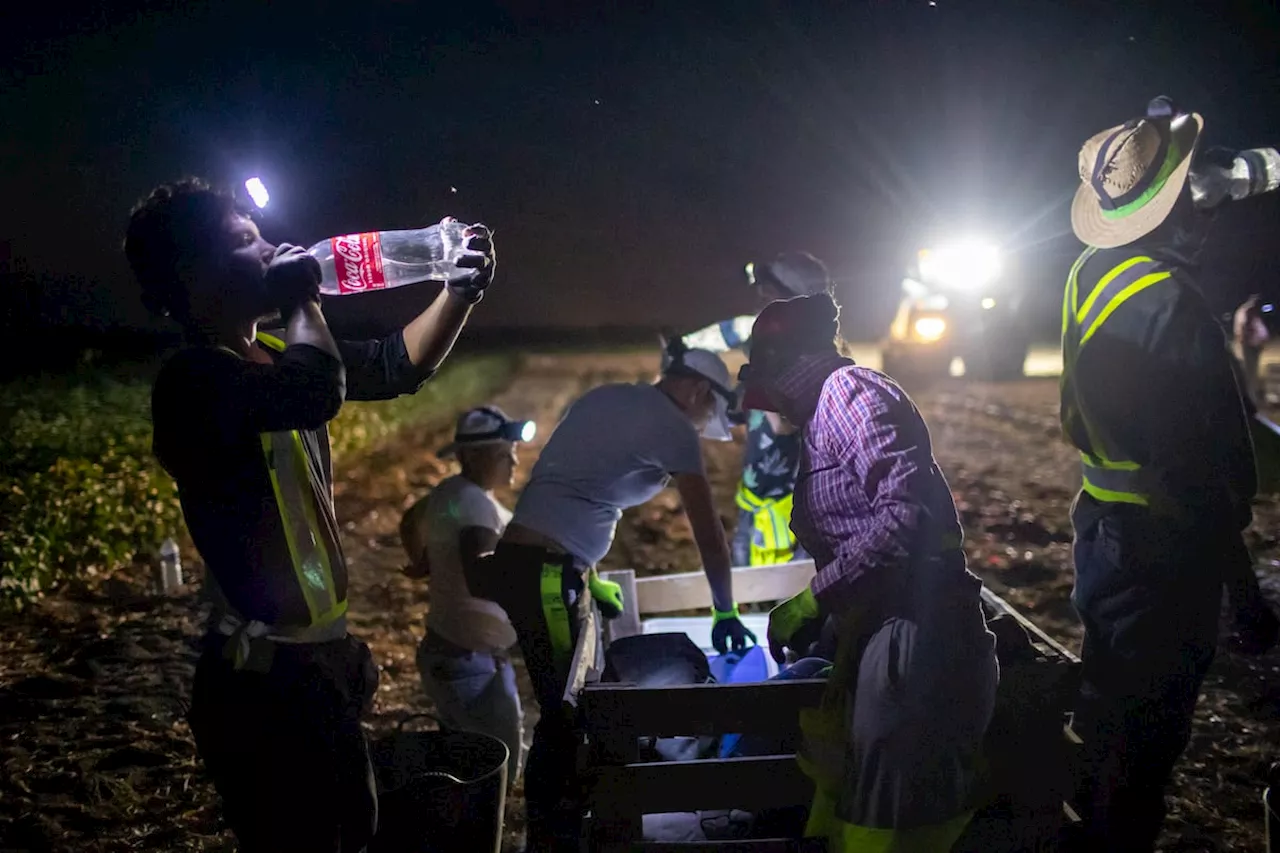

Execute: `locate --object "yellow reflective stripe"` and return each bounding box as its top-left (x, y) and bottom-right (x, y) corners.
top-left (255, 331), bottom-right (286, 352)
top-left (735, 482), bottom-right (767, 512)
top-left (261, 431), bottom-right (344, 627)
top-left (1080, 454), bottom-right (1149, 505)
top-left (1082, 476), bottom-right (1149, 506)
top-left (745, 491), bottom-right (797, 566)
top-left (1075, 255), bottom-right (1152, 326)
top-left (1083, 455), bottom-right (1139, 471)
top-left (1062, 248), bottom-right (1096, 339)
top-left (1080, 271), bottom-right (1172, 348)
top-left (540, 563), bottom-right (573, 662)
top-left (286, 431), bottom-right (345, 626)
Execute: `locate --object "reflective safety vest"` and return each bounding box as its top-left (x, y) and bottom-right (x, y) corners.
top-left (216, 332), bottom-right (348, 667)
top-left (735, 484), bottom-right (798, 566)
top-left (1060, 249), bottom-right (1174, 507)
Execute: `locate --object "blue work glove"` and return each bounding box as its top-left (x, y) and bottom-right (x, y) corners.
top-left (711, 603), bottom-right (758, 654)
top-left (447, 221), bottom-right (496, 304)
top-left (588, 569), bottom-right (624, 620)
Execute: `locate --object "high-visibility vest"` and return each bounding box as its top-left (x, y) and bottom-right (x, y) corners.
top-left (215, 333), bottom-right (347, 652)
top-left (735, 484), bottom-right (798, 566)
top-left (1060, 249), bottom-right (1175, 507)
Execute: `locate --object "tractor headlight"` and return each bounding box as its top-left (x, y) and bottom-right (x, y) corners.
top-left (913, 317), bottom-right (948, 342)
top-left (918, 240), bottom-right (1002, 290)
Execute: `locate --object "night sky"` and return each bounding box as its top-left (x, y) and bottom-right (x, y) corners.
top-left (4, 0), bottom-right (1280, 335)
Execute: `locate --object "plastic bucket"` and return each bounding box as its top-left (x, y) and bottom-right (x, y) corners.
top-left (368, 714), bottom-right (509, 853)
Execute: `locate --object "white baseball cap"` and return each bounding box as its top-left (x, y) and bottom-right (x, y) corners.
top-left (439, 405), bottom-right (536, 457)
top-left (662, 346), bottom-right (735, 441)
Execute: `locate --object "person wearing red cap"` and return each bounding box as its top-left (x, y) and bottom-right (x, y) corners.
top-left (739, 294), bottom-right (997, 852)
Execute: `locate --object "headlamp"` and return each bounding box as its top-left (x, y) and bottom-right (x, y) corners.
top-left (244, 177), bottom-right (269, 209)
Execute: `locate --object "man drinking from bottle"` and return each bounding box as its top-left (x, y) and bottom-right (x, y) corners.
top-left (126, 177), bottom-right (495, 852)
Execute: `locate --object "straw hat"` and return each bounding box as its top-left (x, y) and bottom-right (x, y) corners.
top-left (1071, 97), bottom-right (1203, 248)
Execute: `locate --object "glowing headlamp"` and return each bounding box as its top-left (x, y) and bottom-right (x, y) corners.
top-left (244, 177), bottom-right (270, 209)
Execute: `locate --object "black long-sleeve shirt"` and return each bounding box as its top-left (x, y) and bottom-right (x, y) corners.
top-left (1067, 244), bottom-right (1256, 533)
top-left (152, 332), bottom-right (432, 628)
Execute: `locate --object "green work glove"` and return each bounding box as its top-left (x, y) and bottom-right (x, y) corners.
top-left (767, 586), bottom-right (821, 665)
top-left (588, 569), bottom-right (624, 620)
top-left (711, 603), bottom-right (758, 655)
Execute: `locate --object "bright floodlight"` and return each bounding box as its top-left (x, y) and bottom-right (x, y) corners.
top-left (520, 421), bottom-right (537, 443)
top-left (245, 177), bottom-right (269, 209)
top-left (918, 239), bottom-right (1002, 290)
top-left (914, 317), bottom-right (947, 342)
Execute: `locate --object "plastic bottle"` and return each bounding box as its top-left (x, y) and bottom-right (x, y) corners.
top-left (1189, 148), bottom-right (1280, 209)
top-left (158, 537), bottom-right (183, 592)
top-left (307, 219), bottom-right (472, 296)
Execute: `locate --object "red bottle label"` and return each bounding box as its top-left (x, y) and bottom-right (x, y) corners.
top-left (331, 232), bottom-right (387, 294)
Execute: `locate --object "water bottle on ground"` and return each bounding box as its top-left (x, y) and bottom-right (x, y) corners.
top-left (307, 218), bottom-right (473, 296)
top-left (1190, 147), bottom-right (1280, 209)
top-left (158, 537), bottom-right (183, 592)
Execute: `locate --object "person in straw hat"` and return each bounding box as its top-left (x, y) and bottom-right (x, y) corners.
top-left (1062, 96), bottom-right (1278, 850)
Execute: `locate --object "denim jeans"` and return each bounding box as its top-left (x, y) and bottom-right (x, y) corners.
top-left (416, 637), bottom-right (525, 783)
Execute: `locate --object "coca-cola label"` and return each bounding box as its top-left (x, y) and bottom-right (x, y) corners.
top-left (330, 232), bottom-right (386, 294)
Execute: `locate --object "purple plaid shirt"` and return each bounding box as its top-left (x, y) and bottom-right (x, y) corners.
top-left (777, 354), bottom-right (966, 611)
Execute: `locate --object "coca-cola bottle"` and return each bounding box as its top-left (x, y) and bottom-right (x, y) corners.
top-left (306, 218), bottom-right (473, 296)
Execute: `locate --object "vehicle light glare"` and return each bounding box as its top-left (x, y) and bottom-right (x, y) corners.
top-left (245, 177), bottom-right (269, 209)
top-left (918, 239), bottom-right (1002, 290)
top-left (914, 317), bottom-right (947, 342)
top-left (982, 297), bottom-right (996, 310)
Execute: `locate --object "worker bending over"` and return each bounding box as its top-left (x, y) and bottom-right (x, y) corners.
top-left (469, 342), bottom-right (755, 853)
top-left (400, 406), bottom-right (534, 783)
top-left (740, 293), bottom-right (997, 853)
top-left (1063, 96), bottom-right (1278, 850)
top-left (680, 252), bottom-right (834, 568)
top-left (128, 179), bottom-right (495, 852)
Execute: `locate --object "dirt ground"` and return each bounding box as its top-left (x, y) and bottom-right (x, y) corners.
top-left (3, 352), bottom-right (1280, 852)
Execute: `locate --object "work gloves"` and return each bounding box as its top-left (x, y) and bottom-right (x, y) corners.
top-left (588, 569), bottom-right (624, 620)
top-left (265, 244), bottom-right (322, 319)
top-left (447, 221), bottom-right (496, 304)
top-left (712, 604), bottom-right (758, 655)
top-left (766, 586), bottom-right (822, 665)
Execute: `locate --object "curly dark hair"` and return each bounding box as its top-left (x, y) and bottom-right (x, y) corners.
top-left (123, 178), bottom-right (247, 319)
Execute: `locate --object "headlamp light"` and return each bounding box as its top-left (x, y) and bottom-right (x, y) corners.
top-left (497, 419), bottom-right (536, 443)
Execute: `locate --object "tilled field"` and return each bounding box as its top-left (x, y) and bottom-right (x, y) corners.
top-left (2, 354), bottom-right (1279, 852)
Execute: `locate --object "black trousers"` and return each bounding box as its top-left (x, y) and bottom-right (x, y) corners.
top-left (1070, 504), bottom-right (1227, 852)
top-left (480, 543), bottom-right (585, 853)
top-left (188, 633), bottom-right (379, 853)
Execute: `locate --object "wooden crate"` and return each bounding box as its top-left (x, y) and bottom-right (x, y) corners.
top-left (565, 561), bottom-right (1083, 852)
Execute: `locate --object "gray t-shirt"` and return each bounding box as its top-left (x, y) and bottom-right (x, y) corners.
top-left (512, 383), bottom-right (706, 565)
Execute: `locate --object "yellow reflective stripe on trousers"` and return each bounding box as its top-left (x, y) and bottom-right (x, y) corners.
top-left (805, 786), bottom-right (974, 853)
top-left (261, 430), bottom-right (345, 627)
top-left (540, 563), bottom-right (573, 663)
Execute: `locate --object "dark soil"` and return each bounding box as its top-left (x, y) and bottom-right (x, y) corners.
top-left (3, 359), bottom-right (1277, 852)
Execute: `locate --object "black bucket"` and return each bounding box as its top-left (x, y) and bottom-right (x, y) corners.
top-left (369, 714), bottom-right (509, 853)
